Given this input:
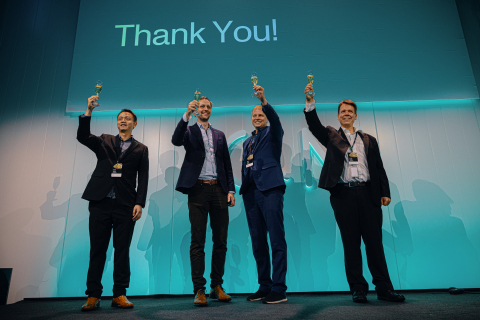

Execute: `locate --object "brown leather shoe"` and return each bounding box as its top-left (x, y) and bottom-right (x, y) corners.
top-left (210, 285), bottom-right (232, 302)
top-left (194, 289), bottom-right (208, 306)
top-left (81, 297), bottom-right (100, 311)
top-left (111, 295), bottom-right (134, 309)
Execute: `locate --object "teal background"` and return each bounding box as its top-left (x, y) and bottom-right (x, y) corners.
top-left (1, 0), bottom-right (480, 304)
top-left (66, 0), bottom-right (477, 111)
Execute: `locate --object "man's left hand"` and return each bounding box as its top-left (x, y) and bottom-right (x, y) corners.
top-left (227, 193), bottom-right (235, 207)
top-left (381, 197), bottom-right (391, 206)
top-left (253, 85), bottom-right (267, 105)
top-left (132, 204), bottom-right (143, 221)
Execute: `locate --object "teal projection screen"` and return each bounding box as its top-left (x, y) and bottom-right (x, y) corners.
top-left (66, 0), bottom-right (477, 112)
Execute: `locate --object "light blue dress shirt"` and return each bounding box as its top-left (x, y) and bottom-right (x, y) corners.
top-left (183, 113), bottom-right (235, 193)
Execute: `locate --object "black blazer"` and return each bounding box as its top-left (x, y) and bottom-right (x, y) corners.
top-left (77, 115), bottom-right (149, 208)
top-left (304, 109), bottom-right (390, 207)
top-left (172, 118), bottom-right (234, 195)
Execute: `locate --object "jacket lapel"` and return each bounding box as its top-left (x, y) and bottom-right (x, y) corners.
top-left (212, 128), bottom-right (219, 153)
top-left (359, 132), bottom-right (369, 157)
top-left (338, 128), bottom-right (350, 153)
top-left (243, 136), bottom-right (252, 160)
top-left (120, 139), bottom-right (139, 160)
top-left (338, 127), bottom-right (369, 157)
top-left (190, 123), bottom-right (205, 149)
top-left (114, 135), bottom-right (122, 159)
top-left (252, 127), bottom-right (267, 154)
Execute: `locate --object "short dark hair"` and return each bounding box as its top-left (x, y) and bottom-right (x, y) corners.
top-left (118, 109), bottom-right (137, 122)
top-left (338, 100), bottom-right (357, 114)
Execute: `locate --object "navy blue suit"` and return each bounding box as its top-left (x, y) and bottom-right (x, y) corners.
top-left (172, 118), bottom-right (234, 194)
top-left (240, 103), bottom-right (287, 295)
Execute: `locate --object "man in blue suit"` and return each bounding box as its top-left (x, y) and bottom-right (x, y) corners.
top-left (172, 96), bottom-right (235, 306)
top-left (240, 85), bottom-right (287, 304)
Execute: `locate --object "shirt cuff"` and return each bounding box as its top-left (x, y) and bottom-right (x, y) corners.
top-left (229, 191), bottom-right (235, 194)
top-left (182, 112), bottom-right (190, 122)
top-left (80, 114), bottom-right (91, 118)
top-left (305, 102), bottom-right (316, 112)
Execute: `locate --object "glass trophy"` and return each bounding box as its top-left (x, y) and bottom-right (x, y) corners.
top-left (251, 72), bottom-right (259, 96)
top-left (193, 89), bottom-right (201, 116)
top-left (306, 71), bottom-right (315, 98)
top-left (93, 80), bottom-right (102, 107)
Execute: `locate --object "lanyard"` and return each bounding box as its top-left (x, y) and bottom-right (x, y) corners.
top-left (248, 131), bottom-right (259, 155)
top-left (346, 132), bottom-right (358, 152)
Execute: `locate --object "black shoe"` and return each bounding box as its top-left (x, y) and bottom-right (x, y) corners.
top-left (352, 291), bottom-right (368, 303)
top-left (247, 290), bottom-right (269, 301)
top-left (262, 291), bottom-right (287, 304)
top-left (377, 290), bottom-right (405, 302)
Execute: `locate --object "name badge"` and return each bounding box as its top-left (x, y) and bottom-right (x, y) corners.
top-left (348, 152), bottom-right (358, 164)
top-left (112, 162), bottom-right (122, 178)
top-left (111, 169), bottom-right (122, 178)
top-left (246, 154), bottom-right (253, 168)
top-left (350, 166), bottom-right (359, 177)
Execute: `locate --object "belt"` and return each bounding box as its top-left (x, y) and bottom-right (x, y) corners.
top-left (197, 179), bottom-right (218, 185)
top-left (340, 181), bottom-right (369, 188)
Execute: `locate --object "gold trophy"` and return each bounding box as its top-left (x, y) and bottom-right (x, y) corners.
top-left (251, 72), bottom-right (259, 96)
top-left (193, 88), bottom-right (201, 116)
top-left (306, 71), bottom-right (315, 98)
top-left (92, 80), bottom-right (102, 107)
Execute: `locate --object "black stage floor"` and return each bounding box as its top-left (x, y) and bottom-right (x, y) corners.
top-left (1, 292), bottom-right (479, 320)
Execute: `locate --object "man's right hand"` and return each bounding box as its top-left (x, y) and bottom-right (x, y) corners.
top-left (305, 84), bottom-right (315, 103)
top-left (85, 95), bottom-right (99, 116)
top-left (186, 100), bottom-right (198, 119)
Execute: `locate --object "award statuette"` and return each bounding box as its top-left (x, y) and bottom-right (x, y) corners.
top-left (92, 80), bottom-right (103, 107)
top-left (251, 72), bottom-right (259, 97)
top-left (306, 71), bottom-right (315, 98)
top-left (193, 89), bottom-right (201, 116)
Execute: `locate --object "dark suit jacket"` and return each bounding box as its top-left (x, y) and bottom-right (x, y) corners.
top-left (77, 115), bottom-right (149, 208)
top-left (172, 118), bottom-right (234, 195)
top-left (239, 103), bottom-right (286, 195)
top-left (304, 108), bottom-right (390, 206)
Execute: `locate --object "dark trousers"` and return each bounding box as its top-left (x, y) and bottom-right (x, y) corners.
top-left (188, 183), bottom-right (229, 294)
top-left (329, 184), bottom-right (394, 293)
top-left (243, 185), bottom-right (287, 295)
top-left (85, 198), bottom-right (136, 298)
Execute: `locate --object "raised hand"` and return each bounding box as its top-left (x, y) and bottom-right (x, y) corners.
top-left (186, 100), bottom-right (199, 119)
top-left (305, 84), bottom-right (315, 102)
top-left (85, 95), bottom-right (100, 116)
top-left (253, 85), bottom-right (267, 105)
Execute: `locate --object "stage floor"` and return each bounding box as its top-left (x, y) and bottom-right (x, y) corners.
top-left (1, 292), bottom-right (479, 319)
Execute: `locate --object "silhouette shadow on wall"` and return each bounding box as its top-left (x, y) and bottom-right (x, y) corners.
top-left (0, 208), bottom-right (51, 301)
top-left (41, 175), bottom-right (113, 297)
top-left (382, 180), bottom-right (413, 288)
top-left (396, 179), bottom-right (480, 288)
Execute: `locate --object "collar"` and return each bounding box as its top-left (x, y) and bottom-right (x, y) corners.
top-left (196, 122), bottom-right (212, 130)
top-left (341, 126), bottom-right (362, 135)
top-left (118, 134), bottom-right (133, 142)
top-left (251, 126), bottom-right (268, 136)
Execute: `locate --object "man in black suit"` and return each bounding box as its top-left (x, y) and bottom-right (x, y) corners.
top-left (303, 84), bottom-right (405, 303)
top-left (172, 96), bottom-right (235, 306)
top-left (77, 95), bottom-right (149, 311)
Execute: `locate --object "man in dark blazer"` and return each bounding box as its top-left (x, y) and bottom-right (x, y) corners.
top-left (303, 84), bottom-right (405, 303)
top-left (172, 96), bottom-right (235, 306)
top-left (240, 85), bottom-right (287, 304)
top-left (77, 95), bottom-right (149, 311)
